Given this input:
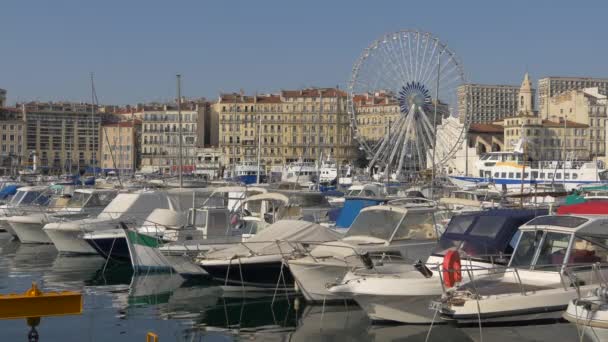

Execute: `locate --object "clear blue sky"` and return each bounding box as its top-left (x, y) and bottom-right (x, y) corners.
top-left (2, 0), bottom-right (607, 105)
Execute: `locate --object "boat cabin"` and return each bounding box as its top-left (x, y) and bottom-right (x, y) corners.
top-left (509, 215), bottom-right (608, 273)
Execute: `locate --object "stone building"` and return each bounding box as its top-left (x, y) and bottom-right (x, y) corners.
top-left (21, 102), bottom-right (102, 173)
top-left (538, 76), bottom-right (608, 118)
top-left (139, 102), bottom-right (210, 174)
top-left (457, 83), bottom-right (524, 124)
top-left (546, 87), bottom-right (607, 160)
top-left (0, 107), bottom-right (25, 173)
top-left (0, 89), bottom-right (6, 108)
top-left (100, 120), bottom-right (141, 173)
top-left (216, 88), bottom-right (355, 168)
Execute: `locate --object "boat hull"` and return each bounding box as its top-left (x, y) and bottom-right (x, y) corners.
top-left (44, 226), bottom-right (97, 254)
top-left (200, 259), bottom-right (293, 288)
top-left (85, 235), bottom-right (130, 261)
top-left (289, 259), bottom-right (350, 302)
top-left (8, 219), bottom-right (51, 244)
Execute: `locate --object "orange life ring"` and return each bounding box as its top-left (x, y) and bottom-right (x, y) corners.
top-left (442, 250), bottom-right (462, 288)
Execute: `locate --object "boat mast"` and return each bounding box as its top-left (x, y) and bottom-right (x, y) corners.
top-left (90, 72), bottom-right (98, 179)
top-left (177, 74), bottom-right (183, 189)
top-left (256, 113), bottom-right (262, 184)
top-left (316, 91), bottom-right (323, 190)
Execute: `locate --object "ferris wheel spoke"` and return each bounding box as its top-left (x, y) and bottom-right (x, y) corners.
top-left (397, 33), bottom-right (416, 83)
top-left (417, 33), bottom-right (430, 81)
top-left (419, 39), bottom-right (439, 89)
top-left (369, 114), bottom-right (406, 168)
top-left (385, 35), bottom-right (411, 84)
top-left (396, 109), bottom-right (415, 174)
top-left (376, 43), bottom-right (410, 90)
top-left (390, 105), bottom-right (414, 169)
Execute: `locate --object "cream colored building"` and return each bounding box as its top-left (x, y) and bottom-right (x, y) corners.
top-left (0, 89), bottom-right (6, 108)
top-left (140, 103), bottom-right (209, 174)
top-left (458, 83), bottom-right (523, 124)
top-left (546, 87), bottom-right (607, 159)
top-left (216, 88), bottom-right (355, 168)
top-left (353, 92), bottom-right (400, 142)
top-left (0, 107), bottom-right (25, 173)
top-left (22, 102), bottom-right (102, 173)
top-left (538, 76), bottom-right (608, 118)
top-left (100, 121), bottom-right (140, 173)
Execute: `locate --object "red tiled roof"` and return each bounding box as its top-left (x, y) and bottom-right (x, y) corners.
top-left (281, 88), bottom-right (346, 98)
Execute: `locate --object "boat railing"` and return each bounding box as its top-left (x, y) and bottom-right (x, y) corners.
top-left (439, 262), bottom-right (608, 298)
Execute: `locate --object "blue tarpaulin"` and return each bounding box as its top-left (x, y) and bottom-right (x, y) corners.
top-left (335, 198), bottom-right (386, 228)
top-left (0, 185), bottom-right (20, 200)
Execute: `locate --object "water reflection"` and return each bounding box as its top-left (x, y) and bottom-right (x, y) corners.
top-left (0, 232), bottom-right (597, 341)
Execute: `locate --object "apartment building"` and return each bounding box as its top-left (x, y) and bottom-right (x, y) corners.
top-left (22, 102), bottom-right (102, 173)
top-left (100, 120), bottom-right (141, 173)
top-left (457, 83), bottom-right (523, 124)
top-left (139, 102), bottom-right (210, 173)
top-left (0, 88), bottom-right (6, 108)
top-left (0, 107), bottom-right (25, 172)
top-left (216, 88), bottom-right (355, 167)
top-left (538, 76), bottom-right (608, 118)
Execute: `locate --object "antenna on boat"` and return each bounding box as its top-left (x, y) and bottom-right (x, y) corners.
top-left (92, 73), bottom-right (123, 188)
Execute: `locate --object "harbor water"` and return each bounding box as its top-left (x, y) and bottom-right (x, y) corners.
top-left (0, 232), bottom-right (594, 341)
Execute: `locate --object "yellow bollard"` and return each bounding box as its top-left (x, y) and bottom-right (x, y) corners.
top-left (146, 332), bottom-right (158, 342)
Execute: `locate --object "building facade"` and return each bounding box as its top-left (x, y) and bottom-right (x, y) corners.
top-left (100, 121), bottom-right (140, 173)
top-left (21, 102), bottom-right (102, 173)
top-left (546, 87), bottom-right (607, 160)
top-left (0, 89), bottom-right (6, 108)
top-left (352, 92), bottom-right (400, 142)
top-left (139, 103), bottom-right (206, 174)
top-left (457, 83), bottom-right (524, 124)
top-left (0, 108), bottom-right (25, 173)
top-left (216, 88), bottom-right (356, 168)
top-left (538, 76), bottom-right (608, 118)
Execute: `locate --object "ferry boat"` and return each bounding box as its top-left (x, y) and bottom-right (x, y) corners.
top-left (228, 161), bottom-right (266, 185)
top-left (449, 151), bottom-right (606, 191)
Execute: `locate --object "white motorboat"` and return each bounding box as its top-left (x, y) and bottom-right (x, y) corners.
top-left (438, 189), bottom-right (503, 213)
top-left (0, 186), bottom-right (54, 236)
top-left (7, 189), bottom-right (117, 244)
top-left (563, 284), bottom-right (608, 341)
top-left (43, 188), bottom-right (206, 254)
top-left (288, 203), bottom-right (439, 303)
top-left (327, 208), bottom-right (544, 323)
top-left (437, 214), bottom-right (608, 324)
top-left (196, 219), bottom-right (342, 289)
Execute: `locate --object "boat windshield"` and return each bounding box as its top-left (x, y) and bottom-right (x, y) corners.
top-left (509, 231), bottom-right (572, 270)
top-left (9, 191), bottom-right (26, 205)
top-left (525, 215), bottom-right (588, 228)
top-left (188, 209), bottom-right (207, 228)
top-left (18, 191), bottom-right (49, 206)
top-left (67, 192), bottom-right (92, 208)
top-left (286, 193), bottom-right (329, 207)
top-left (346, 209), bottom-right (435, 241)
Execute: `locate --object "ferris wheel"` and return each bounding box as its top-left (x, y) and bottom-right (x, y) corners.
top-left (347, 30), bottom-right (468, 177)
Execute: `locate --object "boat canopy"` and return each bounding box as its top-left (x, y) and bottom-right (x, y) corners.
top-left (432, 209), bottom-right (547, 259)
top-left (201, 219), bottom-right (342, 260)
top-left (345, 205), bottom-right (437, 241)
top-left (0, 185), bottom-right (19, 200)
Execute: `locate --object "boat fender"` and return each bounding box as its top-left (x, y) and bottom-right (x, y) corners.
top-left (442, 250), bottom-right (462, 288)
top-left (414, 260), bottom-right (433, 278)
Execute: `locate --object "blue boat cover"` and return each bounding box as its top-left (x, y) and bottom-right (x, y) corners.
top-left (0, 185), bottom-right (20, 200)
top-left (435, 208), bottom-right (548, 258)
top-left (335, 198), bottom-right (386, 228)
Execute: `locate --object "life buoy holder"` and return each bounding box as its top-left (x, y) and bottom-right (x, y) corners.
top-left (442, 250), bottom-right (462, 288)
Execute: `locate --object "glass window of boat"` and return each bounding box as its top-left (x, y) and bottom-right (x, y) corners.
top-left (287, 193), bottom-right (329, 207)
top-left (392, 210), bottom-right (436, 240)
top-left (20, 191), bottom-right (48, 206)
top-left (188, 209), bottom-right (207, 227)
top-left (346, 209), bottom-right (404, 240)
top-left (207, 211), bottom-right (227, 231)
top-left (509, 230), bottom-right (544, 268)
top-left (534, 232), bottom-right (571, 270)
top-left (67, 192), bottom-right (91, 208)
top-left (9, 190), bottom-right (25, 205)
top-left (525, 215), bottom-right (588, 228)
top-left (566, 236), bottom-right (608, 267)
